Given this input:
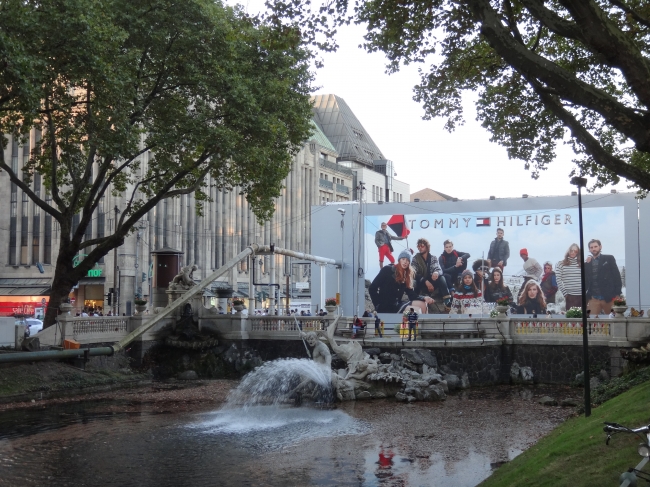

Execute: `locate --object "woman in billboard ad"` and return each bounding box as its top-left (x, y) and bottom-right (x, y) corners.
top-left (368, 250), bottom-right (434, 314)
top-left (365, 206), bottom-right (625, 316)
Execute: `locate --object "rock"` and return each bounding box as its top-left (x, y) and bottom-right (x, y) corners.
top-left (401, 349), bottom-right (423, 365)
top-left (178, 370), bottom-right (198, 380)
top-left (460, 373), bottom-right (470, 389)
top-left (599, 369), bottom-right (610, 382)
top-left (356, 391), bottom-right (372, 400)
top-left (407, 395), bottom-right (417, 403)
top-left (404, 387), bottom-right (425, 401)
top-left (440, 365), bottom-right (453, 375)
top-left (538, 396), bottom-right (558, 406)
top-left (520, 366), bottom-right (534, 384)
top-left (422, 364), bottom-right (431, 375)
top-left (590, 376), bottom-right (601, 390)
top-left (425, 384), bottom-right (446, 401)
top-left (444, 374), bottom-right (461, 390)
top-left (331, 354), bottom-right (347, 370)
top-left (415, 349), bottom-right (438, 369)
top-left (438, 380), bottom-right (449, 393)
top-left (560, 398), bottom-right (579, 407)
top-left (379, 353), bottom-right (392, 364)
top-left (406, 380), bottom-right (430, 389)
top-left (422, 373), bottom-right (444, 385)
top-left (395, 392), bottom-right (408, 402)
top-left (390, 353), bottom-right (401, 361)
top-left (510, 362), bottom-right (521, 383)
top-left (21, 337), bottom-right (40, 352)
top-left (364, 348), bottom-right (381, 358)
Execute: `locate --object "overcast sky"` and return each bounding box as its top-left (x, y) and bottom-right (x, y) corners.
top-left (237, 1), bottom-right (630, 200)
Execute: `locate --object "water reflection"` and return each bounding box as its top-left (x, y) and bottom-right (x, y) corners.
top-left (0, 386), bottom-right (567, 487)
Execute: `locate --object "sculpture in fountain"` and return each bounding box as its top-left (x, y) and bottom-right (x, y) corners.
top-left (299, 316), bottom-right (469, 403)
top-left (168, 264), bottom-right (198, 290)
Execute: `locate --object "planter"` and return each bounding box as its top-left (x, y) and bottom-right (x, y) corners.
top-left (325, 305), bottom-right (337, 314)
top-left (612, 305), bottom-right (628, 318)
top-left (496, 305), bottom-right (509, 317)
top-left (233, 304), bottom-right (244, 313)
top-left (135, 303), bottom-right (147, 315)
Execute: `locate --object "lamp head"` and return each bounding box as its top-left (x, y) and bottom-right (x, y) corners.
top-left (337, 208), bottom-right (345, 215)
top-left (570, 176), bottom-right (588, 187)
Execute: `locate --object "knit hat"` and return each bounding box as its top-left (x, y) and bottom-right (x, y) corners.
top-left (397, 250), bottom-right (411, 263)
top-left (520, 248), bottom-right (528, 255)
top-left (461, 269), bottom-right (473, 280)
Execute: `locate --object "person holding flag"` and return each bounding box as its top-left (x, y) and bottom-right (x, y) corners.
top-left (375, 217), bottom-right (408, 268)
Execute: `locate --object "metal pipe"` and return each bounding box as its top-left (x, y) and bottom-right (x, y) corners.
top-left (112, 244), bottom-right (258, 353)
top-left (254, 245), bottom-right (338, 266)
top-left (0, 347), bottom-right (114, 364)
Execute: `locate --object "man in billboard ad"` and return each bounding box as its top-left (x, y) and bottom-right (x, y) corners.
top-left (365, 207), bottom-right (625, 316)
top-left (585, 239), bottom-right (623, 316)
top-left (374, 221), bottom-right (406, 268)
top-left (439, 240), bottom-right (470, 291)
top-left (487, 228), bottom-right (510, 270)
top-left (412, 238), bottom-right (453, 311)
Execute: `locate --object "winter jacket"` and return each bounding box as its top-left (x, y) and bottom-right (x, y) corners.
top-left (488, 238), bottom-right (510, 266)
top-left (484, 285), bottom-right (513, 304)
top-left (516, 298), bottom-right (545, 315)
top-left (439, 250), bottom-right (470, 277)
top-left (412, 252), bottom-right (443, 293)
top-left (369, 265), bottom-right (423, 313)
top-left (585, 254), bottom-right (622, 302)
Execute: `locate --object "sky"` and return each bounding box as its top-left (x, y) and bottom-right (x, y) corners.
top-left (235, 1), bottom-right (630, 200)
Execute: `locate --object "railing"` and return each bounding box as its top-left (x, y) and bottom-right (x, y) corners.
top-left (319, 159), bottom-right (353, 176)
top-left (512, 318), bottom-right (610, 337)
top-left (335, 183), bottom-right (349, 194)
top-left (250, 316), bottom-right (329, 332)
top-left (318, 178), bottom-right (333, 190)
top-left (72, 317), bottom-right (128, 337)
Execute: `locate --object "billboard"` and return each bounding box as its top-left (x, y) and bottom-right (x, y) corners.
top-left (365, 206), bottom-right (625, 316)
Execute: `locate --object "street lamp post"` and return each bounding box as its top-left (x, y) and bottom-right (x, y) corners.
top-left (338, 208), bottom-right (345, 310)
top-left (571, 176), bottom-right (591, 417)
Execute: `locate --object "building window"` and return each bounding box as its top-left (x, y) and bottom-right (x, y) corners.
top-left (97, 196), bottom-right (105, 263)
top-left (32, 174), bottom-right (40, 264)
top-left (44, 192), bottom-right (52, 264)
top-left (20, 188), bottom-right (28, 264)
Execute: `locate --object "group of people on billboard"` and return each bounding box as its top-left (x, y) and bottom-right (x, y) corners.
top-left (370, 223), bottom-right (623, 317)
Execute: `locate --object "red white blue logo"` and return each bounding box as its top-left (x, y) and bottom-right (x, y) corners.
top-left (476, 217), bottom-right (491, 227)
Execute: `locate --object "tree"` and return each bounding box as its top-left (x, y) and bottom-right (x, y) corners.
top-left (0, 0), bottom-right (314, 327)
top-left (269, 0), bottom-right (650, 190)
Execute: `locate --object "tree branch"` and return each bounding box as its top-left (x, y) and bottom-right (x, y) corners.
top-left (608, 0), bottom-right (650, 30)
top-left (468, 0), bottom-right (650, 151)
top-left (532, 80), bottom-right (650, 189)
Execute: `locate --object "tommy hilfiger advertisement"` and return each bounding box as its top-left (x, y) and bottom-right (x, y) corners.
top-left (365, 207), bottom-right (625, 316)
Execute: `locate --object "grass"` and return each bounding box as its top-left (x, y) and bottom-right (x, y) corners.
top-left (479, 378), bottom-right (650, 486)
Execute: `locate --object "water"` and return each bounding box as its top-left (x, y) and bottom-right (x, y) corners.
top-left (0, 376), bottom-right (572, 486)
top-left (224, 358), bottom-right (334, 408)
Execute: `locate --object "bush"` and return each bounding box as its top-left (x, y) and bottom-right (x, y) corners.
top-left (325, 297), bottom-right (337, 306)
top-left (566, 307), bottom-right (582, 318)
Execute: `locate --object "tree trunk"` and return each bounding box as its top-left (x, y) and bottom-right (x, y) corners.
top-left (43, 247), bottom-right (82, 329)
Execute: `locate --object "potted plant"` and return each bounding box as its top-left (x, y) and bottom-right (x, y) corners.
top-left (565, 307), bottom-right (582, 318)
top-left (232, 299), bottom-right (245, 312)
top-left (496, 297), bottom-right (510, 316)
top-left (324, 297), bottom-right (337, 314)
top-left (612, 296), bottom-right (628, 318)
top-left (134, 298), bottom-right (147, 314)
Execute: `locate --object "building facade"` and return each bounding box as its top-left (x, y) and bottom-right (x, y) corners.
top-left (0, 96), bottom-right (408, 316)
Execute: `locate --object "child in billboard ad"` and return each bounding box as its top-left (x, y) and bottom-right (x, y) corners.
top-left (365, 207), bottom-right (625, 317)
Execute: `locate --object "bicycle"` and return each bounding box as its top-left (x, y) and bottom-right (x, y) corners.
top-left (604, 422), bottom-right (650, 486)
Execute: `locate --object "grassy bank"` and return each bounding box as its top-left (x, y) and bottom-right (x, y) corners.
top-left (480, 378), bottom-right (650, 486)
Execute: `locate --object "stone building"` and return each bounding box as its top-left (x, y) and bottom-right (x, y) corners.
top-left (0, 96), bottom-right (408, 316)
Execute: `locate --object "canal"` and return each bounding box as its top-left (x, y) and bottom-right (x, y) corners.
top-left (0, 383), bottom-right (574, 486)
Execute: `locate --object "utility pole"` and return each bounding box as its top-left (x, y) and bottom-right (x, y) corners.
top-left (355, 181), bottom-right (365, 315)
top-left (112, 205), bottom-right (120, 316)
